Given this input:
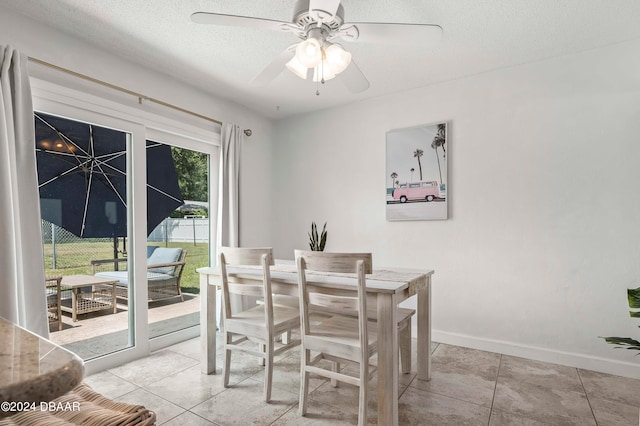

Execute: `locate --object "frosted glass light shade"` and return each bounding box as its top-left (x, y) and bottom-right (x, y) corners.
top-left (295, 38), bottom-right (322, 68)
top-left (313, 62), bottom-right (336, 82)
top-left (324, 43), bottom-right (351, 75)
top-left (286, 56), bottom-right (308, 79)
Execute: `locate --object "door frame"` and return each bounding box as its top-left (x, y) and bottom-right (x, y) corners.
top-left (32, 78), bottom-right (220, 373)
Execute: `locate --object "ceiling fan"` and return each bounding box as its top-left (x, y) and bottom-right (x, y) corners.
top-left (191, 0), bottom-right (442, 94)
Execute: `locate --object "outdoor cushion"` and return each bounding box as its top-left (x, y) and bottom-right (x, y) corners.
top-left (147, 245), bottom-right (159, 257)
top-left (147, 247), bottom-right (182, 274)
top-left (95, 271), bottom-right (176, 286)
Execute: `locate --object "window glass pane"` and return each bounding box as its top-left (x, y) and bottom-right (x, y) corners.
top-left (146, 142), bottom-right (209, 339)
top-left (36, 112), bottom-right (132, 360)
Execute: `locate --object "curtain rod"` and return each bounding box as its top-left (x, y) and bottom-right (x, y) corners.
top-left (28, 57), bottom-right (253, 136)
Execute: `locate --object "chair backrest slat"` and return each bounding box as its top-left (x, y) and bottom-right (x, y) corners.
top-left (219, 247), bottom-right (275, 267)
top-left (294, 250), bottom-right (372, 274)
top-left (295, 250), bottom-right (371, 343)
top-left (218, 247), bottom-right (274, 323)
top-left (227, 282), bottom-right (265, 298)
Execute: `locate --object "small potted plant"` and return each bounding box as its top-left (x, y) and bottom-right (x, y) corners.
top-left (308, 222), bottom-right (327, 251)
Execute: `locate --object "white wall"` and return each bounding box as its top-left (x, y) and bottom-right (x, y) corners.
top-left (0, 6), bottom-right (275, 247)
top-left (273, 39), bottom-right (640, 378)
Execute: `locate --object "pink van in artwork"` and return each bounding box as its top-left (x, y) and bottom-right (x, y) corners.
top-left (392, 181), bottom-right (440, 203)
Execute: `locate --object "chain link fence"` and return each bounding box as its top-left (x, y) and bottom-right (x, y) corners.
top-left (42, 218), bottom-right (209, 274)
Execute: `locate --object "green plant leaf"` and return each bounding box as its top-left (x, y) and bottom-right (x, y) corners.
top-left (630, 311), bottom-right (640, 318)
top-left (628, 287), bottom-right (640, 309)
top-left (309, 222), bottom-right (320, 250)
top-left (602, 336), bottom-right (640, 351)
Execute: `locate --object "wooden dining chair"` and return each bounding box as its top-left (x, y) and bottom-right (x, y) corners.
top-left (275, 252), bottom-right (415, 374)
top-left (295, 250), bottom-right (378, 426)
top-left (218, 247), bottom-right (300, 402)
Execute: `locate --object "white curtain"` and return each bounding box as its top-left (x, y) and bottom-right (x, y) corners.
top-left (217, 123), bottom-right (241, 249)
top-left (216, 123), bottom-right (254, 325)
top-left (0, 46), bottom-right (48, 337)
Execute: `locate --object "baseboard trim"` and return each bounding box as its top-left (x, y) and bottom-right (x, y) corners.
top-left (431, 329), bottom-right (640, 379)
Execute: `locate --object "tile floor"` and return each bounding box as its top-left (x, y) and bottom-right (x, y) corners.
top-left (84, 337), bottom-right (640, 425)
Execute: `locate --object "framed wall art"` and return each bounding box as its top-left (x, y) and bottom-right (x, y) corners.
top-left (386, 121), bottom-right (448, 221)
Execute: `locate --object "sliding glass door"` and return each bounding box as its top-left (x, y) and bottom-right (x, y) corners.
top-left (145, 141), bottom-right (211, 340)
top-left (35, 108), bottom-right (145, 363)
top-left (32, 79), bottom-right (219, 371)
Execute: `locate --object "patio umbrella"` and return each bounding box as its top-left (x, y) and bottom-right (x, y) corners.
top-left (34, 112), bottom-right (184, 253)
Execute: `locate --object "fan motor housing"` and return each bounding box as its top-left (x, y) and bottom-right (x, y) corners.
top-left (292, 0), bottom-right (344, 31)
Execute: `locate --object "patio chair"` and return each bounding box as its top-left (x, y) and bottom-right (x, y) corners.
top-left (91, 246), bottom-right (186, 303)
top-left (45, 275), bottom-right (63, 331)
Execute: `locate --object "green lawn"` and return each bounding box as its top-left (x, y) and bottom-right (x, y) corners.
top-left (44, 241), bottom-right (209, 293)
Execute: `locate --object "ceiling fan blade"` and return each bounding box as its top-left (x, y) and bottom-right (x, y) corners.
top-left (249, 45), bottom-right (297, 87)
top-left (191, 12), bottom-right (297, 32)
top-left (309, 0), bottom-right (341, 21)
top-left (339, 59), bottom-right (369, 94)
top-left (340, 22), bottom-right (443, 45)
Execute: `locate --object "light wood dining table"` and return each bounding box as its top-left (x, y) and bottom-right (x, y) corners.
top-left (197, 261), bottom-right (434, 426)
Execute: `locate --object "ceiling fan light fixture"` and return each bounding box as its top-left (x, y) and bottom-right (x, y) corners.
top-left (295, 37), bottom-right (322, 67)
top-left (312, 61), bottom-right (336, 82)
top-left (324, 43), bottom-right (351, 75)
top-left (286, 55), bottom-right (308, 79)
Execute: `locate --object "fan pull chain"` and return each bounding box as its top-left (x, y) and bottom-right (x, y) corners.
top-left (315, 61), bottom-right (328, 96)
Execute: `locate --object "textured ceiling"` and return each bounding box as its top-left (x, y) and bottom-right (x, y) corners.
top-left (4, 0), bottom-right (640, 119)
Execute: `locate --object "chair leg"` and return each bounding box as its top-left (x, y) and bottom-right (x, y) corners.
top-left (358, 360), bottom-right (368, 426)
top-left (260, 343), bottom-right (266, 366)
top-left (331, 362), bottom-right (340, 387)
top-left (399, 323), bottom-right (411, 374)
top-left (264, 339), bottom-right (274, 402)
top-left (223, 333), bottom-right (232, 388)
top-left (281, 330), bottom-right (291, 345)
top-left (299, 349), bottom-right (310, 416)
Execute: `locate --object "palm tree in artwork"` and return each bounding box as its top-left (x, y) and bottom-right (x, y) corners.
top-left (410, 167), bottom-right (415, 181)
top-left (431, 124), bottom-right (446, 184)
top-left (413, 149), bottom-right (424, 181)
top-left (390, 172), bottom-right (398, 189)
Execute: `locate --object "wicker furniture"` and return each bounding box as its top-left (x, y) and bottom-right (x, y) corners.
top-left (92, 247), bottom-right (186, 303)
top-left (218, 247), bottom-right (300, 402)
top-left (45, 275), bottom-right (63, 331)
top-left (59, 275), bottom-right (118, 322)
top-left (0, 383), bottom-right (155, 425)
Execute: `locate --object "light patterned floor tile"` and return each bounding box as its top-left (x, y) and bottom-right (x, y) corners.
top-left (162, 410), bottom-right (216, 426)
top-left (489, 409), bottom-right (557, 425)
top-left (499, 355), bottom-right (583, 392)
top-left (190, 378), bottom-right (297, 425)
top-left (144, 364), bottom-right (229, 410)
top-left (409, 343), bottom-right (500, 407)
top-left (493, 377), bottom-right (596, 425)
top-left (82, 370), bottom-right (139, 400)
top-left (579, 368), bottom-right (640, 407)
top-left (108, 349), bottom-right (199, 387)
top-left (398, 386), bottom-right (491, 426)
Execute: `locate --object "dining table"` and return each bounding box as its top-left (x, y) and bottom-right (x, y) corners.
top-left (197, 261), bottom-right (434, 426)
top-left (0, 316), bottom-right (84, 417)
